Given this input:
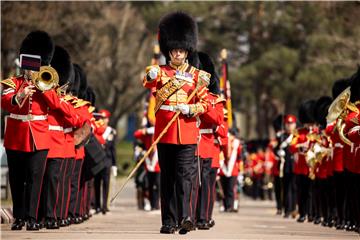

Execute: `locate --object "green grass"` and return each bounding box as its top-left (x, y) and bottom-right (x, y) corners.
top-left (115, 140), bottom-right (134, 177)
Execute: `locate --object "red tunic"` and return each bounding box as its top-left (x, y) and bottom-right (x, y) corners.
top-left (219, 135), bottom-right (242, 177)
top-left (143, 63), bottom-right (209, 145)
top-left (1, 77), bottom-right (59, 152)
top-left (345, 107), bottom-right (360, 174)
top-left (325, 121), bottom-right (344, 172)
top-left (212, 121), bottom-right (228, 168)
top-left (198, 93), bottom-right (224, 159)
top-left (74, 104), bottom-right (93, 160)
top-left (133, 128), bottom-right (160, 173)
top-left (290, 128), bottom-right (310, 176)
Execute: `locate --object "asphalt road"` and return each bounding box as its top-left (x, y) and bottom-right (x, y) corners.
top-left (1, 179), bottom-right (359, 240)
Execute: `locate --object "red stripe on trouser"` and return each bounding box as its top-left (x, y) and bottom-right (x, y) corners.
top-left (60, 159), bottom-right (68, 219)
top-left (73, 159), bottom-right (84, 215)
top-left (206, 184), bottom-right (210, 221)
top-left (65, 159), bottom-right (74, 219)
top-left (53, 159), bottom-right (65, 219)
top-left (35, 158), bottom-right (48, 220)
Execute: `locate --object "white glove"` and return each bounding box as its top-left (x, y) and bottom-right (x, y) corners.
top-left (111, 166), bottom-right (118, 177)
top-left (176, 104), bottom-right (190, 115)
top-left (145, 126), bottom-right (155, 135)
top-left (148, 67), bottom-right (159, 80)
top-left (277, 149), bottom-right (286, 158)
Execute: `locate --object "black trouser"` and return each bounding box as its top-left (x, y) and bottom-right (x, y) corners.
top-left (147, 172), bottom-right (160, 210)
top-left (6, 149), bottom-right (48, 221)
top-left (319, 178), bottom-right (329, 221)
top-left (308, 179), bottom-right (315, 218)
top-left (346, 172), bottom-right (360, 226)
top-left (57, 158), bottom-right (73, 220)
top-left (220, 176), bottom-right (236, 211)
top-left (68, 159), bottom-right (83, 217)
top-left (94, 166), bottom-right (111, 210)
top-left (208, 167), bottom-right (218, 221)
top-left (252, 177), bottom-right (264, 200)
top-left (296, 174), bottom-right (310, 218)
top-left (274, 175), bottom-right (282, 211)
top-left (282, 173), bottom-right (296, 215)
top-left (157, 143), bottom-right (198, 226)
top-left (43, 158), bottom-right (62, 219)
top-left (196, 157), bottom-right (212, 222)
top-left (333, 171), bottom-right (345, 223)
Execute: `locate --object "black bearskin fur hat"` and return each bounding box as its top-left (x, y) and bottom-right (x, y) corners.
top-left (198, 52), bottom-right (220, 94)
top-left (332, 78), bottom-right (352, 99)
top-left (19, 30), bottom-right (55, 66)
top-left (350, 66), bottom-right (360, 102)
top-left (85, 86), bottom-right (96, 106)
top-left (70, 64), bottom-right (81, 97)
top-left (314, 96), bottom-right (333, 128)
top-left (158, 12), bottom-right (198, 62)
top-left (51, 46), bottom-right (73, 86)
top-left (272, 114), bottom-right (284, 132)
top-left (74, 64), bottom-right (88, 99)
top-left (298, 99), bottom-right (316, 124)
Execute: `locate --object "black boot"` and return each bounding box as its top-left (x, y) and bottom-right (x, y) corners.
top-left (11, 219), bottom-right (25, 230)
top-left (26, 219), bottom-right (40, 231)
top-left (160, 225), bottom-right (176, 234)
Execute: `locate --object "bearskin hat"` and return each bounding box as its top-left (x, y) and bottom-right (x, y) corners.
top-left (73, 64), bottom-right (88, 99)
top-left (198, 52), bottom-right (220, 94)
top-left (70, 64), bottom-right (81, 97)
top-left (85, 86), bottom-right (96, 106)
top-left (158, 12), bottom-right (198, 61)
top-left (298, 99), bottom-right (316, 124)
top-left (272, 114), bottom-right (284, 132)
top-left (350, 66), bottom-right (360, 102)
top-left (332, 78), bottom-right (352, 99)
top-left (314, 96), bottom-right (333, 128)
top-left (50, 46), bottom-right (73, 86)
top-left (19, 30), bottom-right (55, 66)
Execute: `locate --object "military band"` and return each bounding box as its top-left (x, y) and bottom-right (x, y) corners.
top-left (1, 11), bottom-right (360, 237)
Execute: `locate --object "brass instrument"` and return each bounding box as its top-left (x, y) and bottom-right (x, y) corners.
top-left (30, 66), bottom-right (59, 91)
top-left (326, 87), bottom-right (356, 147)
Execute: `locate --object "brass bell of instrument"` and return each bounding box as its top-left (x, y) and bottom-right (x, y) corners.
top-left (31, 66), bottom-right (59, 91)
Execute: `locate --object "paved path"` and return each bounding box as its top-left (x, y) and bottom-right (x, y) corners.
top-left (1, 180), bottom-right (359, 240)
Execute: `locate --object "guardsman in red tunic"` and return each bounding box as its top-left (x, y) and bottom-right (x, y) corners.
top-left (194, 52), bottom-right (225, 230)
top-left (1, 31), bottom-right (60, 231)
top-left (313, 96), bottom-right (335, 227)
top-left (94, 109), bottom-right (117, 214)
top-left (143, 12), bottom-right (210, 234)
top-left (219, 129), bottom-right (242, 212)
top-left (290, 99), bottom-right (321, 223)
top-left (343, 71), bottom-right (360, 232)
top-left (134, 126), bottom-right (161, 210)
top-left (208, 109), bottom-right (228, 228)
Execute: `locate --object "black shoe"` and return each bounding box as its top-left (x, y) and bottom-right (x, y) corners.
top-left (276, 209), bottom-right (282, 215)
top-left (46, 219), bottom-right (60, 229)
top-left (283, 213), bottom-right (290, 218)
top-left (346, 224), bottom-right (356, 231)
top-left (313, 217), bottom-right (321, 225)
top-left (297, 216), bottom-right (306, 223)
top-left (59, 219), bottom-right (67, 227)
top-left (83, 214), bottom-right (89, 221)
top-left (321, 220), bottom-right (329, 227)
top-left (180, 217), bottom-right (194, 232)
top-left (11, 219), bottom-right (25, 230)
top-left (102, 208), bottom-right (107, 215)
top-left (95, 208), bottom-right (101, 214)
top-left (26, 220), bottom-right (40, 231)
top-left (160, 225), bottom-right (176, 234)
top-left (208, 219), bottom-right (215, 228)
top-left (73, 217), bottom-right (82, 224)
top-left (307, 216), bottom-right (314, 222)
top-left (197, 221), bottom-right (210, 230)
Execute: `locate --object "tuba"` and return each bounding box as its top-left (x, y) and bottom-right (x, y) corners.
top-left (326, 87), bottom-right (355, 146)
top-left (30, 66), bottom-right (59, 91)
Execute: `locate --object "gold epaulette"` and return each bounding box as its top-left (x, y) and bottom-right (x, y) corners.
top-left (215, 95), bottom-right (226, 104)
top-left (198, 70), bottom-right (211, 87)
top-left (1, 78), bottom-right (16, 89)
top-left (64, 95), bottom-right (76, 102)
top-left (74, 99), bottom-right (91, 108)
top-left (88, 106), bottom-right (95, 113)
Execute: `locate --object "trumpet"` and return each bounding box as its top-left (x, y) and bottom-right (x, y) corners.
top-left (30, 66), bottom-right (59, 91)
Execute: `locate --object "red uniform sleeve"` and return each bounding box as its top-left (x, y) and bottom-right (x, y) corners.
top-left (41, 89), bottom-right (61, 110)
top-left (1, 78), bottom-right (19, 112)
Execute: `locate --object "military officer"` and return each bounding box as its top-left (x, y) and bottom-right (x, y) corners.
top-left (143, 12), bottom-right (210, 234)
